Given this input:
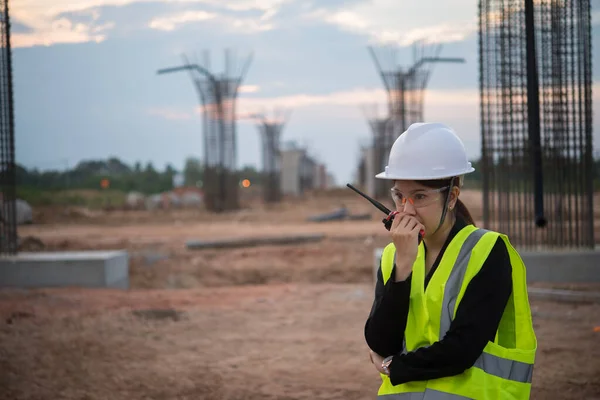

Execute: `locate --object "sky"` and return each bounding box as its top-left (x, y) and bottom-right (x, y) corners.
top-left (11, 0), bottom-right (600, 186)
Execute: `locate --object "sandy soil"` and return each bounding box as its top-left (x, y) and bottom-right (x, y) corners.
top-left (1, 285), bottom-right (599, 400)
top-left (1, 189), bottom-right (599, 399)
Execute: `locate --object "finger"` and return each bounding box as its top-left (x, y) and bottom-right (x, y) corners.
top-left (398, 214), bottom-right (415, 229)
top-left (402, 215), bottom-right (418, 230)
top-left (390, 212), bottom-right (402, 229)
top-left (411, 224), bottom-right (425, 238)
top-left (401, 215), bottom-right (413, 229)
top-left (403, 216), bottom-right (423, 231)
top-left (407, 218), bottom-right (418, 231)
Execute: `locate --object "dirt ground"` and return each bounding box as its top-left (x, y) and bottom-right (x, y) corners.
top-left (2, 189), bottom-right (600, 399)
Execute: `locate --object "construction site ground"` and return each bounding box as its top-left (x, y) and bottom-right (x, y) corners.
top-left (2, 189), bottom-right (600, 399)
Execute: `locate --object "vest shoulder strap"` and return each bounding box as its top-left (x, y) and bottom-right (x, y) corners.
top-left (380, 243), bottom-right (396, 285)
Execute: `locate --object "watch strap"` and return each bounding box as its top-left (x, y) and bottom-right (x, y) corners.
top-left (381, 355), bottom-right (394, 375)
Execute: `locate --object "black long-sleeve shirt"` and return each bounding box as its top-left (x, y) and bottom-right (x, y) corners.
top-left (364, 218), bottom-right (513, 386)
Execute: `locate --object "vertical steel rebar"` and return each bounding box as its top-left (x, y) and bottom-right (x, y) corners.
top-left (256, 111), bottom-right (288, 203)
top-left (0, 0), bottom-right (17, 255)
top-left (478, 0), bottom-right (593, 249)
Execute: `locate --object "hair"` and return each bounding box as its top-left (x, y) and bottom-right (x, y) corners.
top-left (419, 177), bottom-right (475, 226)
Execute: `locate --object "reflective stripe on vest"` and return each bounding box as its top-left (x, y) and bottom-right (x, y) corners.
top-left (378, 389), bottom-right (471, 399)
top-left (439, 228), bottom-right (488, 338)
top-left (474, 351), bottom-right (533, 383)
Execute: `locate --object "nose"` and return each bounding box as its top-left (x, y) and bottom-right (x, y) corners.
top-left (401, 198), bottom-right (417, 215)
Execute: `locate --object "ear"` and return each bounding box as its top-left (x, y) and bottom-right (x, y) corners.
top-left (449, 186), bottom-right (460, 209)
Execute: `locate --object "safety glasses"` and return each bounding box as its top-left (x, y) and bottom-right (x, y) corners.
top-left (390, 186), bottom-right (449, 208)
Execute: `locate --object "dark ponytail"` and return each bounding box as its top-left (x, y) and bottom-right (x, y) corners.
top-left (455, 198), bottom-right (475, 226)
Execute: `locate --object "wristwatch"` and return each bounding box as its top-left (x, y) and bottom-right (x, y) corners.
top-left (381, 355), bottom-right (394, 376)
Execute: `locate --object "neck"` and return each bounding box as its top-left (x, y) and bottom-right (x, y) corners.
top-left (424, 213), bottom-right (456, 251)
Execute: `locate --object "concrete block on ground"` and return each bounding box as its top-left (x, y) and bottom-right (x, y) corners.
top-left (373, 247), bottom-right (600, 283)
top-left (519, 249), bottom-right (600, 283)
top-left (528, 288), bottom-right (600, 303)
top-left (0, 251), bottom-right (129, 289)
top-left (186, 234), bottom-right (325, 250)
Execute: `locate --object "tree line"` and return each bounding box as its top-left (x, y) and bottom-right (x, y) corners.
top-left (16, 157), bottom-right (264, 195)
top-left (13, 155), bottom-right (600, 195)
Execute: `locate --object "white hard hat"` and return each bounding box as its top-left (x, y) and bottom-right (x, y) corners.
top-left (375, 122), bottom-right (475, 180)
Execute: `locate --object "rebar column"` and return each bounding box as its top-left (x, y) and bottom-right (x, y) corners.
top-left (158, 49), bottom-right (253, 212)
top-left (368, 43), bottom-right (465, 175)
top-left (0, 0), bottom-right (17, 255)
top-left (478, 0), bottom-right (594, 248)
top-left (201, 75), bottom-right (240, 212)
top-left (255, 110), bottom-right (290, 203)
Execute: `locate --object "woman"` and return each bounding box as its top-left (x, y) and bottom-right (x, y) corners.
top-left (365, 122), bottom-right (537, 399)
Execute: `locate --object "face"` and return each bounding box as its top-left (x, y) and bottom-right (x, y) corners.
top-left (391, 180), bottom-right (459, 235)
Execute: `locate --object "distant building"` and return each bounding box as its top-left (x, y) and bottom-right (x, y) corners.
top-left (280, 141), bottom-right (331, 196)
top-left (280, 146), bottom-right (304, 196)
top-left (313, 163), bottom-right (327, 189)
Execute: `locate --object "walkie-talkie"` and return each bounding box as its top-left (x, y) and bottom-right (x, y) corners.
top-left (346, 183), bottom-right (424, 243)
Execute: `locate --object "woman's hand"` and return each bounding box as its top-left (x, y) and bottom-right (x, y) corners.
top-left (390, 213), bottom-right (425, 281)
top-left (369, 350), bottom-right (389, 375)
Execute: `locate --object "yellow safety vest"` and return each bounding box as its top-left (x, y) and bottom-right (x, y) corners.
top-left (377, 225), bottom-right (537, 399)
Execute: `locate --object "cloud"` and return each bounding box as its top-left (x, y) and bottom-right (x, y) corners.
top-left (12, 1), bottom-right (119, 47)
top-left (244, 88), bottom-right (386, 109)
top-left (148, 10), bottom-right (217, 31)
top-left (236, 86), bottom-right (478, 114)
top-left (12, 19), bottom-right (115, 48)
top-left (239, 85), bottom-right (260, 93)
top-left (11, 0), bottom-right (290, 47)
top-left (306, 0), bottom-right (480, 46)
top-left (146, 5), bottom-right (279, 33)
top-left (309, 0), bottom-right (599, 46)
top-left (11, 1), bottom-right (114, 48)
top-left (176, 0), bottom-right (288, 13)
top-left (188, 88), bottom-right (387, 117)
top-left (228, 16), bottom-right (274, 33)
top-left (150, 86), bottom-right (478, 122)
